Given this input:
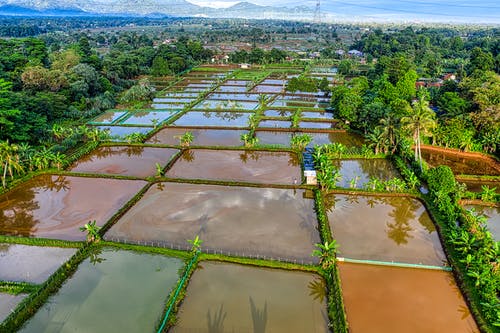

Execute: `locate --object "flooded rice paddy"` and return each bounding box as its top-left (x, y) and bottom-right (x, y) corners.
top-left (166, 149), bottom-right (300, 184)
top-left (172, 111), bottom-right (250, 127)
top-left (333, 159), bottom-right (400, 189)
top-left (0, 244), bottom-right (76, 284)
top-left (106, 183), bottom-right (320, 263)
top-left (464, 204), bottom-right (500, 242)
top-left (0, 293), bottom-right (26, 322)
top-left (18, 248), bottom-right (183, 333)
top-left (69, 146), bottom-right (178, 177)
top-left (421, 147), bottom-right (500, 176)
top-left (171, 261), bottom-right (329, 333)
top-left (0, 175), bottom-right (146, 240)
top-left (326, 194), bottom-right (447, 266)
top-left (338, 262), bottom-right (479, 333)
top-left (95, 126), bottom-right (152, 139)
top-left (147, 128), bottom-right (245, 146)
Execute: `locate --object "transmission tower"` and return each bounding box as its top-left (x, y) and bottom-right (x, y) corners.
top-left (313, 0), bottom-right (321, 24)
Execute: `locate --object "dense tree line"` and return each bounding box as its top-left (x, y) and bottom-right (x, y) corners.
top-left (0, 34), bottom-right (213, 145)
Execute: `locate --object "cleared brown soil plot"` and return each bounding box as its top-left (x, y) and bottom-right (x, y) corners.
top-left (0, 175), bottom-right (146, 240)
top-left (0, 244), bottom-right (76, 284)
top-left (166, 149), bottom-right (301, 185)
top-left (326, 194), bottom-right (447, 266)
top-left (69, 146), bottom-right (178, 177)
top-left (171, 261), bottom-right (329, 333)
top-left (338, 262), bottom-right (479, 333)
top-left (147, 128), bottom-right (246, 146)
top-left (106, 183), bottom-right (320, 263)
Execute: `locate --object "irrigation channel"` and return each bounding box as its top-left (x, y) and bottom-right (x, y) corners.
top-left (0, 65), bottom-right (489, 332)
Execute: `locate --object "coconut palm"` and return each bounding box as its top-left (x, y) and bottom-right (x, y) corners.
top-left (401, 94), bottom-right (436, 170)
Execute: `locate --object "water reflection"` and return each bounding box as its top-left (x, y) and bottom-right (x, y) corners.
top-left (207, 304), bottom-right (227, 333)
top-left (250, 297), bottom-right (268, 333)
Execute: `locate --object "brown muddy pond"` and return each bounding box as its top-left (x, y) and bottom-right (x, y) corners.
top-left (333, 159), bottom-right (400, 189)
top-left (106, 184), bottom-right (320, 263)
top-left (166, 149), bottom-right (300, 185)
top-left (69, 146), bottom-right (178, 177)
top-left (0, 244), bottom-right (76, 284)
top-left (0, 175), bottom-right (146, 240)
top-left (464, 205), bottom-right (500, 242)
top-left (147, 128), bottom-right (246, 146)
top-left (326, 194), bottom-right (447, 266)
top-left (421, 147), bottom-right (500, 176)
top-left (338, 262), bottom-right (479, 333)
top-left (171, 261), bottom-right (328, 333)
top-left (90, 110), bottom-right (127, 124)
top-left (0, 293), bottom-right (26, 322)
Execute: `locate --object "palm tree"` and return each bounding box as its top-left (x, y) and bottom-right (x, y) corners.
top-left (378, 114), bottom-right (400, 154)
top-left (401, 94), bottom-right (436, 170)
top-left (180, 131), bottom-right (194, 147)
top-left (0, 141), bottom-right (23, 188)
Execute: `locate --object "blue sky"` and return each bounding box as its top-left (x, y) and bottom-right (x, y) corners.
top-left (187, 0), bottom-right (500, 23)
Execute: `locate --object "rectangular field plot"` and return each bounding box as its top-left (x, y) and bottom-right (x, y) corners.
top-left (95, 126), bottom-right (152, 140)
top-left (326, 194), bottom-right (447, 266)
top-left (18, 249), bottom-right (183, 333)
top-left (106, 184), bottom-right (320, 263)
top-left (464, 205), bottom-right (500, 242)
top-left (147, 128), bottom-right (246, 146)
top-left (421, 147), bottom-right (500, 176)
top-left (256, 131), bottom-right (293, 146)
top-left (166, 149), bottom-right (301, 184)
top-left (338, 263), bottom-right (479, 333)
top-left (153, 97), bottom-right (194, 103)
top-left (0, 244), bottom-right (76, 284)
top-left (333, 159), bottom-right (400, 189)
top-left (89, 110), bottom-right (127, 124)
top-left (299, 121), bottom-right (335, 129)
top-left (0, 175), bottom-right (146, 240)
top-left (119, 111), bottom-right (177, 125)
top-left (308, 131), bottom-right (364, 147)
top-left (215, 85), bottom-right (248, 92)
top-left (69, 146), bottom-right (179, 177)
top-left (193, 100), bottom-right (258, 110)
top-left (0, 293), bottom-right (27, 322)
top-left (263, 109), bottom-right (292, 117)
top-left (172, 112), bottom-right (250, 127)
top-left (259, 120), bottom-right (292, 129)
top-left (171, 262), bottom-right (328, 333)
top-left (301, 111), bottom-right (334, 119)
top-left (208, 93), bottom-right (260, 101)
top-left (251, 84), bottom-right (283, 93)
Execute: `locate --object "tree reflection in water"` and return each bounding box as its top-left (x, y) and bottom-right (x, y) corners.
top-left (250, 297), bottom-right (267, 333)
top-left (207, 304), bottom-right (226, 333)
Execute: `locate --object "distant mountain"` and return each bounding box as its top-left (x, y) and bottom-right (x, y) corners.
top-left (0, 0), bottom-right (313, 20)
top-left (0, 4), bottom-right (89, 16)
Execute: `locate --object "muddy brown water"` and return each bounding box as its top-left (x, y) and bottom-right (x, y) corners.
top-left (0, 175), bottom-right (146, 240)
top-left (170, 261), bottom-right (329, 333)
top-left (420, 147), bottom-right (500, 176)
top-left (166, 149), bottom-right (301, 185)
top-left (69, 146), bottom-right (178, 177)
top-left (0, 293), bottom-right (26, 322)
top-left (106, 183), bottom-right (320, 263)
top-left (0, 244), bottom-right (76, 284)
top-left (338, 262), bottom-right (479, 333)
top-left (147, 128), bottom-right (246, 146)
top-left (326, 194), bottom-right (447, 266)
top-left (333, 159), bottom-right (400, 189)
top-left (464, 204), bottom-right (500, 242)
top-left (18, 248), bottom-right (183, 333)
